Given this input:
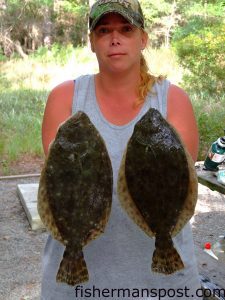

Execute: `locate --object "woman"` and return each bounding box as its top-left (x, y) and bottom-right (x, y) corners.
top-left (40, 0), bottom-right (201, 299)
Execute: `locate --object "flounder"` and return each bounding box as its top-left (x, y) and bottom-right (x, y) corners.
top-left (38, 111), bottom-right (113, 285)
top-left (118, 108), bottom-right (198, 274)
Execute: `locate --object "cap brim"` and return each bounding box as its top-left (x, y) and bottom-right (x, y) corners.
top-left (89, 9), bottom-right (142, 32)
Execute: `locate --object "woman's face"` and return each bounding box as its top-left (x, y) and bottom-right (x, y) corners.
top-left (90, 13), bottom-right (148, 74)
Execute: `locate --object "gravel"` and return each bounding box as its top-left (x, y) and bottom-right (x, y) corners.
top-left (0, 177), bottom-right (47, 300)
top-left (0, 176), bottom-right (224, 300)
top-left (192, 183), bottom-right (225, 248)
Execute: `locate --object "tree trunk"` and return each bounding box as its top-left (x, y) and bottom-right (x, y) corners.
top-left (164, 0), bottom-right (177, 48)
top-left (43, 5), bottom-right (53, 47)
top-left (14, 40), bottom-right (28, 59)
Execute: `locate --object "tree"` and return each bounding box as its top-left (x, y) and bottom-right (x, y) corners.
top-left (0, 0), bottom-right (55, 57)
top-left (172, 0), bottom-right (225, 95)
top-left (0, 0), bottom-right (89, 58)
top-left (1, 0), bottom-right (224, 57)
top-left (53, 0), bottom-right (89, 46)
top-left (141, 0), bottom-right (182, 47)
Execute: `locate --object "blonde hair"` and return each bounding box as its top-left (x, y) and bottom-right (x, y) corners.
top-left (136, 53), bottom-right (164, 107)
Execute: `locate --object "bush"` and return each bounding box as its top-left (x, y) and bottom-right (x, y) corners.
top-left (172, 23), bottom-right (225, 96)
top-left (0, 49), bottom-right (7, 62)
top-left (172, 15), bottom-right (225, 160)
top-left (31, 43), bottom-right (75, 65)
top-left (191, 92), bottom-right (225, 160)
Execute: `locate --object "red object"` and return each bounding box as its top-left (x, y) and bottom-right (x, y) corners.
top-left (204, 242), bottom-right (211, 249)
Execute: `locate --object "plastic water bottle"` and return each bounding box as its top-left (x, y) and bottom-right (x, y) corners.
top-left (204, 130), bottom-right (225, 171)
top-left (211, 235), bottom-right (225, 263)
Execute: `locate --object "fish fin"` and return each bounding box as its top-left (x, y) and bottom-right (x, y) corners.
top-left (56, 247), bottom-right (89, 286)
top-left (172, 145), bottom-right (198, 236)
top-left (152, 234), bottom-right (184, 274)
top-left (37, 166), bottom-right (64, 243)
top-left (117, 148), bottom-right (154, 238)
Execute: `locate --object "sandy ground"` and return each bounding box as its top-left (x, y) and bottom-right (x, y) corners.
top-left (192, 183), bottom-right (225, 248)
top-left (0, 175), bottom-right (225, 300)
top-left (0, 177), bottom-right (47, 300)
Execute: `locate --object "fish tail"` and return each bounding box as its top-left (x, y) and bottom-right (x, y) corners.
top-left (152, 233), bottom-right (184, 274)
top-left (56, 246), bottom-right (89, 285)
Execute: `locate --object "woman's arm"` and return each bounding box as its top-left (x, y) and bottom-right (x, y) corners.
top-left (42, 80), bottom-right (75, 155)
top-left (167, 84), bottom-right (199, 162)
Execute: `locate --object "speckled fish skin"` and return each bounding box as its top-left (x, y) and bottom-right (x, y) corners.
top-left (118, 108), bottom-right (198, 275)
top-left (38, 111), bottom-right (113, 286)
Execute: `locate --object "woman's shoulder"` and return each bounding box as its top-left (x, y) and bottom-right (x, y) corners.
top-left (166, 83), bottom-right (199, 161)
top-left (167, 83), bottom-right (192, 111)
top-left (49, 80), bottom-right (75, 100)
top-left (49, 74), bottom-right (92, 98)
top-left (168, 83), bottom-right (188, 97)
top-left (42, 80), bottom-right (75, 155)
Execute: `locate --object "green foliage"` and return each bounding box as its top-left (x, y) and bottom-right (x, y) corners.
top-left (4, 0), bottom-right (53, 14)
top-left (2, 0), bottom-right (51, 24)
top-left (1, 0), bottom-right (89, 57)
top-left (60, 0), bottom-right (88, 14)
top-left (0, 51), bottom-right (7, 62)
top-left (0, 45), bottom-right (98, 172)
top-left (191, 92), bottom-right (225, 160)
top-left (173, 23), bottom-right (225, 95)
top-left (0, 89), bottom-right (47, 163)
top-left (1, 0), bottom-right (225, 168)
top-left (53, 0), bottom-right (89, 46)
top-left (50, 43), bottom-right (74, 64)
top-left (140, 0), bottom-right (225, 47)
top-left (1, 0), bottom-right (224, 52)
top-left (173, 15), bottom-right (221, 40)
top-left (141, 0), bottom-right (171, 23)
top-left (1, 45), bottom-right (223, 164)
top-left (140, 0), bottom-right (178, 46)
top-left (184, 0), bottom-right (225, 19)
top-left (171, 1), bottom-right (225, 157)
top-left (31, 43), bottom-right (75, 65)
top-left (173, 6), bottom-right (225, 157)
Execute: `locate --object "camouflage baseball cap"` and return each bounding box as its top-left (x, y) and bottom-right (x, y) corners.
top-left (89, 0), bottom-right (145, 32)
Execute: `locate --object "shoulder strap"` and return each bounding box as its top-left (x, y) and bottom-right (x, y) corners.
top-left (72, 74), bottom-right (92, 114)
top-left (154, 79), bottom-right (170, 118)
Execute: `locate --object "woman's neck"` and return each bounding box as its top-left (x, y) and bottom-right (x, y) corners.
top-left (94, 70), bottom-right (143, 125)
top-left (95, 68), bottom-right (141, 103)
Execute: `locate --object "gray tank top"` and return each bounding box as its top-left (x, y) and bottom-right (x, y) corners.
top-left (41, 74), bottom-right (202, 300)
